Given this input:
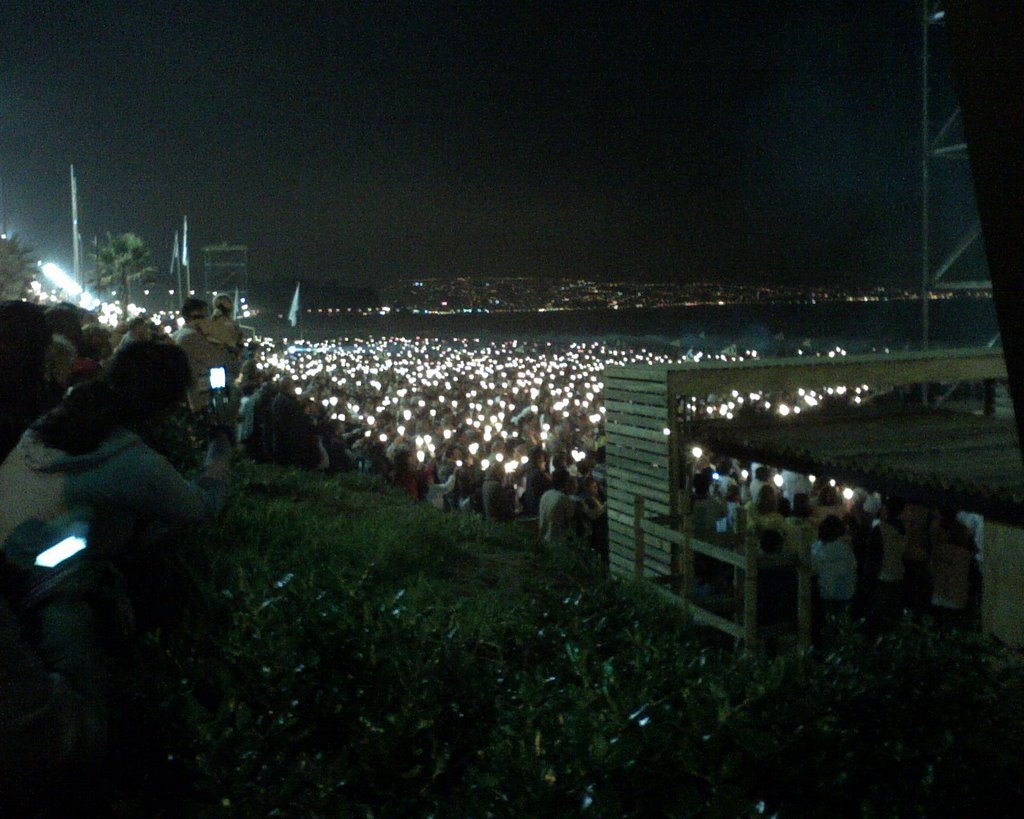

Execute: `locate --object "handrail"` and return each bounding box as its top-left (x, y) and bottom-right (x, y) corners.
top-left (633, 495), bottom-right (814, 652)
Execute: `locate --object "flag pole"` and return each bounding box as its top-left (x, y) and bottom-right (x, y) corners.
top-left (182, 215), bottom-right (190, 296)
top-left (70, 165), bottom-right (81, 288)
top-left (170, 230), bottom-right (182, 308)
top-left (0, 173), bottom-right (7, 239)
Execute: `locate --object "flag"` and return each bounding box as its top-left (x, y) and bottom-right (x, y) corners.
top-left (182, 215), bottom-right (189, 267)
top-left (171, 231), bottom-right (180, 265)
top-left (288, 282), bottom-right (300, 327)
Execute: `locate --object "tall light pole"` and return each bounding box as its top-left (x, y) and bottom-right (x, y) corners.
top-left (70, 165), bottom-right (81, 288)
top-left (921, 0), bottom-right (931, 353)
top-left (1, 174), bottom-right (7, 240)
top-left (183, 214), bottom-right (190, 295)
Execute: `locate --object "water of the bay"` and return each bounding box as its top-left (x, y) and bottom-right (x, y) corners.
top-left (272, 295), bottom-right (998, 355)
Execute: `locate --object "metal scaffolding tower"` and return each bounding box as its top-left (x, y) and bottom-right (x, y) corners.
top-left (202, 243), bottom-right (249, 302)
top-left (920, 0), bottom-right (989, 350)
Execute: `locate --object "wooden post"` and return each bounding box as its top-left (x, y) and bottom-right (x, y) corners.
top-left (743, 530), bottom-right (759, 651)
top-left (983, 378), bottom-right (996, 416)
top-left (733, 506), bottom-right (747, 624)
top-left (674, 463), bottom-right (694, 578)
top-left (797, 528), bottom-right (814, 651)
top-left (633, 495), bottom-right (646, 578)
top-left (668, 386), bottom-right (683, 576)
top-left (681, 514), bottom-right (695, 605)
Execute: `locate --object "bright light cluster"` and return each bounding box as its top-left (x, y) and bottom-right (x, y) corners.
top-left (241, 334), bottom-right (878, 469)
top-left (251, 337), bottom-right (698, 463)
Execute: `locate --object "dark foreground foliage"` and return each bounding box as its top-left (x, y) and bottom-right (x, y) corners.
top-left (106, 463), bottom-right (1024, 817)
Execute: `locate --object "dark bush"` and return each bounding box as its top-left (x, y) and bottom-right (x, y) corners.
top-left (106, 464), bottom-right (1024, 817)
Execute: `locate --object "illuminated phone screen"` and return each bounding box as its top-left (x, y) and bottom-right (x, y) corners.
top-left (35, 536), bottom-right (87, 567)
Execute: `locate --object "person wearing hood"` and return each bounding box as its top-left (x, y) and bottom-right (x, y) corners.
top-left (0, 341), bottom-right (231, 556)
top-left (0, 341), bottom-right (230, 807)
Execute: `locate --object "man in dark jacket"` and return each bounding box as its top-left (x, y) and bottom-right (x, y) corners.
top-left (270, 379), bottom-right (326, 469)
top-left (0, 301), bottom-right (51, 462)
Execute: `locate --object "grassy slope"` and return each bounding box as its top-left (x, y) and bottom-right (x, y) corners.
top-left (111, 463), bottom-right (1024, 818)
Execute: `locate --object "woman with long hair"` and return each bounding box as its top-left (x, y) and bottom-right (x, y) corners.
top-left (0, 341), bottom-right (231, 808)
top-left (0, 341), bottom-right (231, 556)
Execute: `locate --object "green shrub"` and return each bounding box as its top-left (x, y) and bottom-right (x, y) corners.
top-left (107, 464), bottom-right (1024, 817)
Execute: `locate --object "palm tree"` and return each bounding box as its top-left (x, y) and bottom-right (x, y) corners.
top-left (91, 232), bottom-right (156, 308)
top-left (0, 234), bottom-right (37, 301)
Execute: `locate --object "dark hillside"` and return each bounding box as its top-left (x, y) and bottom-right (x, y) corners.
top-left (106, 463), bottom-right (1024, 817)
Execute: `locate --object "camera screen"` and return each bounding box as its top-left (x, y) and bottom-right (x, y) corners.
top-left (209, 366), bottom-right (227, 390)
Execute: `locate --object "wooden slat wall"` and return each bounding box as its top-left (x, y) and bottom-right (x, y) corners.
top-left (604, 366), bottom-right (675, 579)
top-left (995, 382), bottom-right (1014, 417)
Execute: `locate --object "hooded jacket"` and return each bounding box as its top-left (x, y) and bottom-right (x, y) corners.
top-left (0, 427), bottom-right (227, 556)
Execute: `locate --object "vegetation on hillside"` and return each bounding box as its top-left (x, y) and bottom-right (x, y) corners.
top-left (0, 234), bottom-right (37, 300)
top-left (106, 462), bottom-right (1024, 817)
top-left (91, 232), bottom-right (155, 307)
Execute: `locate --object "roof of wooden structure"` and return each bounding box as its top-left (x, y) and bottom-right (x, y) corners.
top-left (609, 347), bottom-right (1007, 397)
top-left (697, 408), bottom-right (1024, 525)
top-left (602, 348), bottom-right (1021, 581)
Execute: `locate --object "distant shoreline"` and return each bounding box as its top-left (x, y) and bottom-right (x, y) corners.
top-left (259, 294), bottom-right (999, 354)
top-left (307, 290), bottom-right (991, 319)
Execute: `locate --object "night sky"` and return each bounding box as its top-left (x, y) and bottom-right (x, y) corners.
top-left (0, 1), bottom-right (981, 302)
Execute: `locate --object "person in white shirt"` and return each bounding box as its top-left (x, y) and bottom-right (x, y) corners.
top-left (780, 468), bottom-right (812, 505)
top-left (748, 465), bottom-right (771, 507)
top-left (538, 468), bottom-right (580, 545)
top-left (811, 514), bottom-right (857, 609)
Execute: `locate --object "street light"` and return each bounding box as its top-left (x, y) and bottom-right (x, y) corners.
top-left (42, 262), bottom-right (99, 309)
top-left (41, 262), bottom-right (82, 296)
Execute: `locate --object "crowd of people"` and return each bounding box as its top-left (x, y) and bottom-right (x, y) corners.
top-left (0, 296), bottom-right (636, 807)
top-left (0, 292), bottom-right (986, 808)
top-left (233, 339), bottom-right (617, 554)
top-left (688, 459), bottom-right (983, 638)
top-left (0, 297), bottom-right (236, 810)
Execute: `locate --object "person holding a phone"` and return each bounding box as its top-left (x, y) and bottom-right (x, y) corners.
top-left (0, 341), bottom-right (231, 559)
top-left (172, 298), bottom-right (236, 414)
top-left (0, 341), bottom-right (231, 806)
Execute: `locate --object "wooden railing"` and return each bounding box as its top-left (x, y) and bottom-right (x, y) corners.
top-left (632, 496), bottom-right (814, 651)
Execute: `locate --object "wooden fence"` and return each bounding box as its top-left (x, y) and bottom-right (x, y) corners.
top-left (604, 349), bottom-right (1011, 648)
top-left (633, 497), bottom-right (814, 651)
top-left (604, 365), bottom-right (679, 579)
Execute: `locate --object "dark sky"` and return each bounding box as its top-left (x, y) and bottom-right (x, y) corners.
top-left (0, 1), bottom-right (981, 302)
